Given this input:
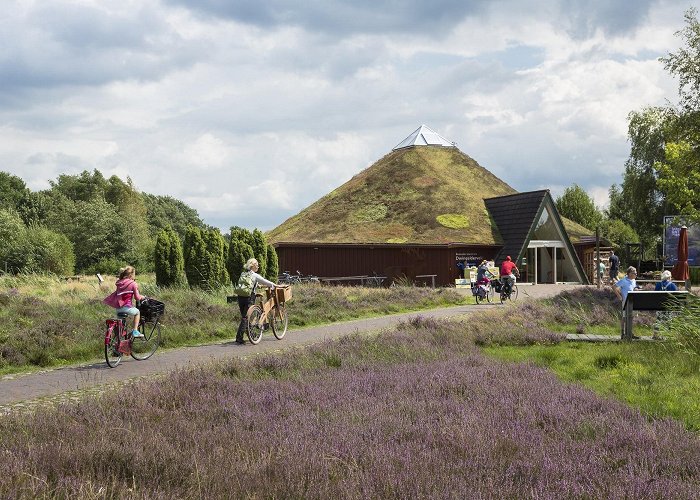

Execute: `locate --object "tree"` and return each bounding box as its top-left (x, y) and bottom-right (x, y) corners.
top-left (251, 229), bottom-right (268, 277)
top-left (661, 8), bottom-right (700, 113)
top-left (0, 209), bottom-right (75, 275)
top-left (227, 240), bottom-right (254, 286)
top-left (49, 169), bottom-right (108, 202)
top-left (204, 229), bottom-right (229, 287)
top-left (183, 225), bottom-right (209, 289)
top-left (555, 184), bottom-right (603, 230)
top-left (24, 225), bottom-right (75, 275)
top-left (0, 209), bottom-right (30, 273)
top-left (143, 193), bottom-right (205, 241)
top-left (610, 108), bottom-right (672, 245)
top-left (265, 243), bottom-right (279, 282)
top-left (601, 219), bottom-right (640, 252)
top-left (0, 172), bottom-right (28, 211)
top-left (652, 8), bottom-right (700, 225)
top-left (154, 227), bottom-right (185, 287)
top-left (656, 141), bottom-right (700, 222)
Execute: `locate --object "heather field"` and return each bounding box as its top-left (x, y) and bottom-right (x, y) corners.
top-left (0, 273), bottom-right (465, 374)
top-left (2, 314), bottom-right (700, 498)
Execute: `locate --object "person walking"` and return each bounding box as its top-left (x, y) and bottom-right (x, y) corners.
top-left (608, 250), bottom-right (620, 282)
top-left (597, 259), bottom-right (606, 285)
top-left (234, 258), bottom-right (278, 344)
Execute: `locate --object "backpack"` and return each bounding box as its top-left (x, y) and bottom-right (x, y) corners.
top-left (234, 271), bottom-right (255, 297)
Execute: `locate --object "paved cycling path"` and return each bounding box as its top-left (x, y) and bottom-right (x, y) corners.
top-left (0, 284), bottom-right (582, 408)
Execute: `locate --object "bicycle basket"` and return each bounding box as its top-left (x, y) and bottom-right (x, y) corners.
top-left (138, 298), bottom-right (165, 322)
top-left (265, 287), bottom-right (292, 304)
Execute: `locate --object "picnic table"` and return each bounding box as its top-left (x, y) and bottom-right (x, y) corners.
top-left (621, 290), bottom-right (689, 340)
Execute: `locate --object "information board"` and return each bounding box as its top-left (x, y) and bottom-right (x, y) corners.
top-left (663, 217), bottom-right (699, 266)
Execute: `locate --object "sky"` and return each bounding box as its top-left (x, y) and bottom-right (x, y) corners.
top-left (1, 0), bottom-right (698, 232)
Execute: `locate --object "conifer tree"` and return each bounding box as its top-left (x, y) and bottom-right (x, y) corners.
top-left (155, 227), bottom-right (186, 287)
top-left (183, 225), bottom-right (209, 289)
top-left (204, 228), bottom-right (229, 287)
top-left (227, 239), bottom-right (254, 285)
top-left (251, 228), bottom-right (268, 277)
top-left (265, 243), bottom-right (279, 282)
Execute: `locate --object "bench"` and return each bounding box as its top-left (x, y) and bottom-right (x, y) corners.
top-left (415, 274), bottom-right (437, 288)
top-left (621, 290), bottom-right (689, 340)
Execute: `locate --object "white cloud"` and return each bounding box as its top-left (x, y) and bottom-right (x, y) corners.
top-left (1, 0), bottom-right (698, 231)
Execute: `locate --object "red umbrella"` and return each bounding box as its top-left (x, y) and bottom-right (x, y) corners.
top-left (671, 225), bottom-right (690, 281)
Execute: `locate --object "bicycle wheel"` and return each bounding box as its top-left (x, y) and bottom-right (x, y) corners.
top-left (105, 326), bottom-right (123, 368)
top-left (271, 304), bottom-right (288, 340)
top-left (475, 288), bottom-right (483, 304)
top-left (131, 320), bottom-right (161, 360)
top-left (486, 285), bottom-right (493, 303)
top-left (510, 285), bottom-right (519, 301)
top-left (247, 305), bottom-right (265, 345)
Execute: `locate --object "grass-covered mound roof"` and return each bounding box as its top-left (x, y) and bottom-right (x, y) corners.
top-left (267, 146), bottom-right (517, 245)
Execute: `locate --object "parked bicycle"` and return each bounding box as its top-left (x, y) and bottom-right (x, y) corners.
top-left (366, 271), bottom-right (385, 287)
top-left (471, 280), bottom-right (494, 304)
top-left (279, 270), bottom-right (319, 285)
top-left (246, 285), bottom-right (292, 344)
top-left (104, 297), bottom-right (164, 368)
top-left (279, 271), bottom-right (302, 285)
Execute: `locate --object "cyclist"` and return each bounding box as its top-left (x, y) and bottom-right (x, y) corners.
top-left (475, 260), bottom-right (494, 293)
top-left (499, 256), bottom-right (519, 295)
top-left (103, 265), bottom-right (144, 338)
top-left (235, 258), bottom-right (278, 344)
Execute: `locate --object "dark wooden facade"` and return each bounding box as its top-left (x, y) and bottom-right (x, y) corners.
top-left (275, 243), bottom-right (499, 286)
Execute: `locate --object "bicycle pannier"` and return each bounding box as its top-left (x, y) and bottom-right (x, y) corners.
top-left (234, 271), bottom-right (255, 297)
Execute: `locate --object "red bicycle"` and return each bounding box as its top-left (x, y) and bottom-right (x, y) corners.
top-left (104, 298), bottom-right (164, 368)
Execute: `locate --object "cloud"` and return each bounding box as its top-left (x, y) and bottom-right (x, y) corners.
top-left (164, 0), bottom-right (486, 35)
top-left (0, 0), bottom-right (694, 233)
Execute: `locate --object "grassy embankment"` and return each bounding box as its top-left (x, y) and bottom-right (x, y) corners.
top-left (0, 273), bottom-right (467, 374)
top-left (2, 303), bottom-right (700, 497)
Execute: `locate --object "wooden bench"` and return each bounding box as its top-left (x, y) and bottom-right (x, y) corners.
top-left (621, 290), bottom-right (689, 340)
top-left (415, 274), bottom-right (437, 288)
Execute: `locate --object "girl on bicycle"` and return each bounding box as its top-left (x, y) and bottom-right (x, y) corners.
top-left (235, 258), bottom-right (278, 344)
top-left (103, 265), bottom-right (144, 338)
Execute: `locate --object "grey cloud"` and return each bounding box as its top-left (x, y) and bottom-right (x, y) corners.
top-left (0, 2), bottom-right (203, 94)
top-left (560, 0), bottom-right (657, 38)
top-left (166, 0), bottom-right (664, 40)
top-left (164, 0), bottom-right (485, 36)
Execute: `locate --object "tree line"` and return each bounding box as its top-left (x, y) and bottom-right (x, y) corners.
top-left (555, 9), bottom-right (700, 256)
top-left (0, 169), bottom-right (278, 287)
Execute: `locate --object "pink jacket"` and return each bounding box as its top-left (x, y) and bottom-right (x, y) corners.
top-left (103, 278), bottom-right (143, 309)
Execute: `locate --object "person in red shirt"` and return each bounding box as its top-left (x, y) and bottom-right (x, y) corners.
top-left (499, 256), bottom-right (520, 293)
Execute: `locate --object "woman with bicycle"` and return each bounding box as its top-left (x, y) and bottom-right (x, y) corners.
top-left (103, 266), bottom-right (144, 338)
top-left (235, 258), bottom-right (278, 344)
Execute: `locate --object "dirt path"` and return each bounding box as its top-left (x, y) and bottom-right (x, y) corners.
top-left (0, 284), bottom-right (585, 410)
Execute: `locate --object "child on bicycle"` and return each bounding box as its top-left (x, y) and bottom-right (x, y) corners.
top-left (103, 265), bottom-right (144, 338)
top-left (235, 258), bottom-right (278, 344)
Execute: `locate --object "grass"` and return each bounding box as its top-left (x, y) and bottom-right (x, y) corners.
top-left (484, 341), bottom-right (700, 432)
top-left (1, 317), bottom-right (699, 498)
top-left (266, 147), bottom-right (517, 244)
top-left (0, 273), bottom-right (467, 374)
